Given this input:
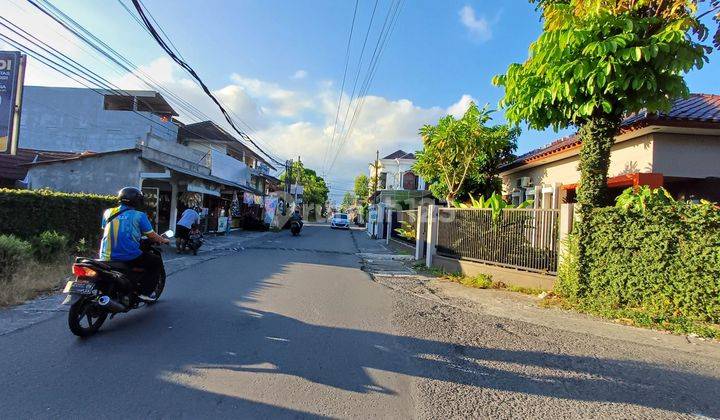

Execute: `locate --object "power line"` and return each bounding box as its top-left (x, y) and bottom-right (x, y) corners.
top-left (321, 0), bottom-right (359, 177)
top-left (129, 0), bottom-right (286, 166)
top-left (19, 0), bottom-right (281, 170)
top-left (329, 0), bottom-right (379, 174)
top-left (326, 0), bottom-right (403, 175)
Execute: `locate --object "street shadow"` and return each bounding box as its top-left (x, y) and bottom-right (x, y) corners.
top-left (183, 306), bottom-right (720, 417)
top-left (2, 226), bottom-right (718, 418)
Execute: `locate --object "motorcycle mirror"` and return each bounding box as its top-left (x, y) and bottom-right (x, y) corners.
top-left (163, 230), bottom-right (175, 238)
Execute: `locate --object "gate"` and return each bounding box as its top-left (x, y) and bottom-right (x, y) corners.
top-left (436, 208), bottom-right (560, 274)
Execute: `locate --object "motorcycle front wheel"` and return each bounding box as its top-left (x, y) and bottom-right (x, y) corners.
top-left (68, 298), bottom-right (108, 337)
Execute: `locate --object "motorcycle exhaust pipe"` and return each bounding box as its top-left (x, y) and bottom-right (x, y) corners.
top-left (97, 295), bottom-right (127, 313)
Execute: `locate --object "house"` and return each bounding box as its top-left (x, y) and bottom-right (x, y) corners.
top-left (18, 86), bottom-right (178, 152)
top-left (19, 87), bottom-right (268, 233)
top-left (178, 121), bottom-right (277, 194)
top-left (500, 93), bottom-right (720, 208)
top-left (0, 148), bottom-right (79, 188)
top-left (369, 149), bottom-right (432, 208)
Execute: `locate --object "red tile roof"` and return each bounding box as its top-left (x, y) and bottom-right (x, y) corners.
top-left (0, 149), bottom-right (80, 182)
top-left (502, 93), bottom-right (720, 171)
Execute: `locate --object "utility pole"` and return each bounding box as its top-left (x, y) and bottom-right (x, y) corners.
top-left (374, 150), bottom-right (379, 204)
top-left (294, 155), bottom-right (301, 205)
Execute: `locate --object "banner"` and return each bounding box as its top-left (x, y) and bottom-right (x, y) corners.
top-left (243, 192), bottom-right (254, 205)
top-left (263, 197), bottom-right (278, 225)
top-left (0, 51), bottom-right (24, 155)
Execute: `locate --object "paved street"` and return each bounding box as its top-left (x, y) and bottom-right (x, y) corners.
top-left (1, 225), bottom-right (720, 419)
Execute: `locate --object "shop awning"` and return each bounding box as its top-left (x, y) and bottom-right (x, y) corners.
top-left (141, 157), bottom-right (263, 195)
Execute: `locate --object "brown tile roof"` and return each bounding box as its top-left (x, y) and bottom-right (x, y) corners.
top-left (502, 93), bottom-right (720, 171)
top-left (0, 149), bottom-right (80, 182)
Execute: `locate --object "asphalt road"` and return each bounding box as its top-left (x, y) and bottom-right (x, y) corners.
top-left (0, 225), bottom-right (412, 418)
top-left (1, 225), bottom-right (719, 419)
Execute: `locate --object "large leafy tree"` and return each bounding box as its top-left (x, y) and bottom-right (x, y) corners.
top-left (413, 102), bottom-right (519, 205)
top-left (493, 0), bottom-right (712, 291)
top-left (279, 162), bottom-right (329, 207)
top-left (353, 174), bottom-right (370, 203)
top-left (340, 192), bottom-right (355, 212)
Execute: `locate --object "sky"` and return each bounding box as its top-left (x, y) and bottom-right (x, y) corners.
top-left (1, 0), bottom-right (719, 202)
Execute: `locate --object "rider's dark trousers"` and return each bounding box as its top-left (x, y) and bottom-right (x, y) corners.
top-left (128, 252), bottom-right (162, 295)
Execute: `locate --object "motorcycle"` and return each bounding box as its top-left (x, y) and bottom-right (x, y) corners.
top-left (290, 220), bottom-right (302, 236)
top-left (177, 227), bottom-right (203, 255)
top-left (62, 230), bottom-right (173, 337)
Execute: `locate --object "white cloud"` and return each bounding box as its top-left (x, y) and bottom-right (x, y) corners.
top-left (446, 94), bottom-right (477, 118)
top-left (291, 69), bottom-right (308, 79)
top-left (459, 5), bottom-right (493, 42)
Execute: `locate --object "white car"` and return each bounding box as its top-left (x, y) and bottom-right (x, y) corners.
top-left (330, 213), bottom-right (350, 229)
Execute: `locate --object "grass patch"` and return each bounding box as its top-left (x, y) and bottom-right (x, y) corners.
top-left (0, 257), bottom-right (70, 308)
top-left (541, 294), bottom-right (720, 340)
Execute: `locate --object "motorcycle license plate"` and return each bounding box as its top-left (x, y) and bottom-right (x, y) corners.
top-left (63, 280), bottom-right (96, 295)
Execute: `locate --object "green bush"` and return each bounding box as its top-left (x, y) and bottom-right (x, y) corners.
top-left (0, 234), bottom-right (32, 280)
top-left (0, 189), bottom-right (115, 243)
top-left (556, 203), bottom-right (720, 323)
top-left (32, 231), bottom-right (68, 263)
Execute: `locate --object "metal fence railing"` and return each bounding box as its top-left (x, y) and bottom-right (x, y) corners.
top-left (436, 208), bottom-right (560, 274)
top-left (390, 210), bottom-right (418, 245)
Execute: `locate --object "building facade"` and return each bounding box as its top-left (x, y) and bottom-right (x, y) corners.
top-left (500, 94), bottom-right (720, 208)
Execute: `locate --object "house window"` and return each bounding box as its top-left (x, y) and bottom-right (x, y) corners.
top-left (402, 172), bottom-right (419, 190)
top-left (379, 172), bottom-right (387, 189)
top-left (103, 95), bottom-right (134, 111)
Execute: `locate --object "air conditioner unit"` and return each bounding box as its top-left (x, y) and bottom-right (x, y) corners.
top-left (520, 177), bottom-right (532, 187)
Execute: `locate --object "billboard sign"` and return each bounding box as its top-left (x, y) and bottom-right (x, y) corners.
top-left (0, 51), bottom-right (25, 155)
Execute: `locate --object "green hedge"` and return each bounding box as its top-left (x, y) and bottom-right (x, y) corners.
top-left (0, 189), bottom-right (116, 245)
top-left (556, 203), bottom-right (720, 323)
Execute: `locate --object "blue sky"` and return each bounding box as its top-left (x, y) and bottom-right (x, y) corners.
top-left (3, 0), bottom-right (719, 200)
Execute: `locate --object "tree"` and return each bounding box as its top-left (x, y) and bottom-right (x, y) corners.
top-left (279, 161), bottom-right (329, 207)
top-left (340, 192), bottom-right (355, 212)
top-left (493, 0), bottom-right (712, 292)
top-left (413, 102), bottom-right (520, 205)
top-left (353, 174), bottom-right (370, 203)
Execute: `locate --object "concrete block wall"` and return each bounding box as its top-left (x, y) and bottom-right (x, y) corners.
top-left (18, 86), bottom-right (178, 153)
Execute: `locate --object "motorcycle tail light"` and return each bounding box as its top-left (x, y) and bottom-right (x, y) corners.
top-left (72, 265), bottom-right (97, 278)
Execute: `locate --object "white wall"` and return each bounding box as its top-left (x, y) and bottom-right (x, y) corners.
top-left (652, 133), bottom-right (720, 178)
top-left (19, 86), bottom-right (178, 152)
top-left (210, 150), bottom-right (250, 186)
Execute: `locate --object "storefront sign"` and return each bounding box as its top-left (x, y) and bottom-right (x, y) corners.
top-left (217, 216), bottom-right (228, 232)
top-left (0, 51), bottom-right (25, 155)
top-left (187, 179), bottom-right (220, 196)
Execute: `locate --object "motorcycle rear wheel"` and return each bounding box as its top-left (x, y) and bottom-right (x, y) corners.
top-left (68, 298), bottom-right (108, 337)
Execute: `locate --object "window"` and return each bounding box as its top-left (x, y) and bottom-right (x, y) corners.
top-left (379, 172), bottom-right (387, 189)
top-left (103, 95), bottom-right (134, 111)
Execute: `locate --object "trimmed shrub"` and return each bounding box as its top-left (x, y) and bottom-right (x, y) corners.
top-left (32, 231), bottom-right (68, 263)
top-left (0, 234), bottom-right (32, 280)
top-left (0, 189), bottom-right (115, 244)
top-left (556, 203), bottom-right (720, 323)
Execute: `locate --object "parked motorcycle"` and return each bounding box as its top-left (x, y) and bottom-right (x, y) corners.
top-left (290, 220), bottom-right (302, 236)
top-left (63, 230), bottom-right (173, 337)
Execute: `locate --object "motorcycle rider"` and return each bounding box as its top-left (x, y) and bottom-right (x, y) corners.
top-left (290, 208), bottom-right (303, 228)
top-left (99, 187), bottom-right (170, 300)
top-left (176, 205), bottom-right (201, 252)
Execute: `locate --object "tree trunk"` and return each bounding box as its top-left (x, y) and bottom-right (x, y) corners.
top-left (575, 115), bottom-right (621, 295)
